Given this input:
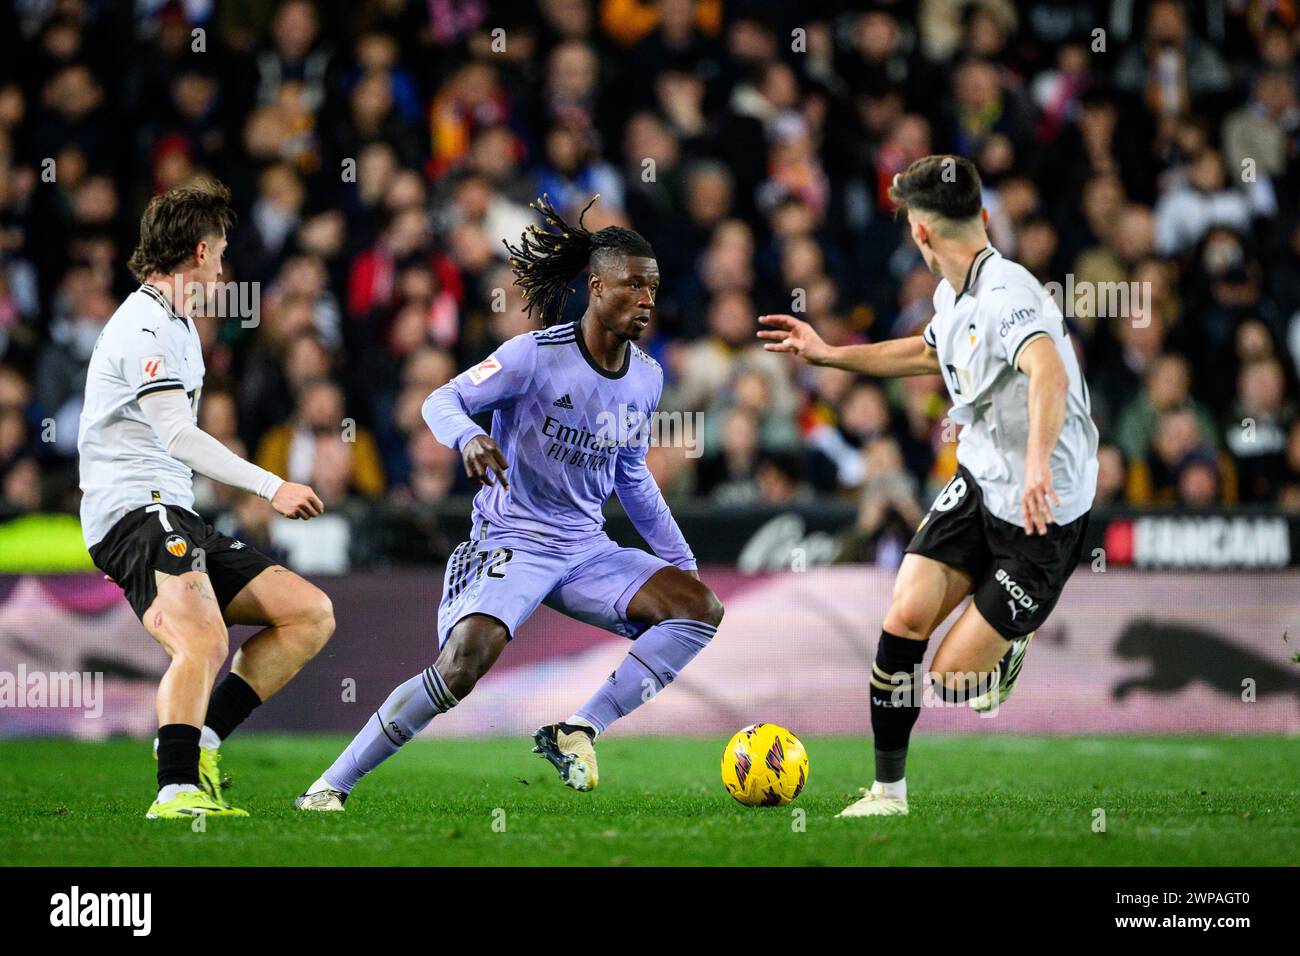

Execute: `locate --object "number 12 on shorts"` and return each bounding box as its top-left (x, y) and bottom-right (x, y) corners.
top-left (476, 547), bottom-right (513, 579)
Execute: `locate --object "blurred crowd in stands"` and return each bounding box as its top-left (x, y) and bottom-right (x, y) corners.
top-left (2, 0), bottom-right (1300, 561)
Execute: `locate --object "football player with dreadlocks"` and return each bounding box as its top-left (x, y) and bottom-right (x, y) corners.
top-left (296, 197), bottom-right (722, 809)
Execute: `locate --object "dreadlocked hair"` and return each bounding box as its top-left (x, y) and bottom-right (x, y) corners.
top-left (504, 194), bottom-right (655, 325)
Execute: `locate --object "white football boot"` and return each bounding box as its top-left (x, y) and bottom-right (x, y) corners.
top-left (970, 630), bottom-right (1035, 713)
top-left (294, 777), bottom-right (348, 811)
top-left (837, 783), bottom-right (909, 817)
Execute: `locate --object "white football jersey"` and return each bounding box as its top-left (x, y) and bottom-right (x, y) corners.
top-left (922, 246), bottom-right (1099, 526)
top-left (78, 284), bottom-right (205, 547)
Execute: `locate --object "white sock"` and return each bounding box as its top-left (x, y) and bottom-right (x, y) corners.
top-left (157, 783), bottom-right (200, 803)
top-left (307, 776), bottom-right (335, 795)
top-left (200, 725), bottom-right (222, 750)
top-left (874, 779), bottom-right (907, 801)
top-left (564, 714), bottom-right (599, 737)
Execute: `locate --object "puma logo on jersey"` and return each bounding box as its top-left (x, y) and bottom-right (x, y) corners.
top-left (141, 356), bottom-right (166, 381)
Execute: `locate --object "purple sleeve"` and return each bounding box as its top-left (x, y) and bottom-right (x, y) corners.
top-left (422, 334), bottom-right (537, 451)
top-left (614, 382), bottom-right (697, 570)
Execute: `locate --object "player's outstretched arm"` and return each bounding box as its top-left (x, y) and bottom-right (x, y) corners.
top-left (1016, 335), bottom-right (1068, 536)
top-left (139, 389), bottom-right (323, 518)
top-left (422, 335), bottom-right (537, 474)
top-left (421, 386), bottom-right (511, 489)
top-left (614, 449), bottom-right (696, 572)
top-left (758, 315), bottom-right (940, 377)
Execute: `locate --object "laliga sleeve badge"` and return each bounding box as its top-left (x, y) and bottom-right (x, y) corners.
top-left (141, 356), bottom-right (167, 381)
top-left (164, 534), bottom-right (188, 558)
top-left (467, 355), bottom-right (502, 385)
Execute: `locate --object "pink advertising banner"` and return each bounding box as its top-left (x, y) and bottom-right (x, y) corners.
top-left (0, 569), bottom-right (1295, 738)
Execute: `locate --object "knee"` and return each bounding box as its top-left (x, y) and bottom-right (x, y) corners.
top-left (173, 629), bottom-right (229, 674)
top-left (651, 580), bottom-right (724, 629)
top-left (438, 618), bottom-right (506, 697)
top-left (288, 587), bottom-right (335, 656)
top-left (686, 584), bottom-right (725, 629)
top-left (444, 636), bottom-right (495, 678)
top-left (883, 594), bottom-right (932, 640)
top-left (152, 581), bottom-right (227, 671)
top-left (303, 589), bottom-right (335, 648)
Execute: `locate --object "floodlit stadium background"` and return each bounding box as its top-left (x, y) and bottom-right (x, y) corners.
top-left (0, 1), bottom-right (1296, 738)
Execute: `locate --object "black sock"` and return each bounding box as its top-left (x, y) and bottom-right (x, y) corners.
top-left (933, 666), bottom-right (1000, 703)
top-left (156, 723), bottom-right (202, 789)
top-left (870, 631), bottom-right (929, 784)
top-left (204, 673), bottom-right (262, 741)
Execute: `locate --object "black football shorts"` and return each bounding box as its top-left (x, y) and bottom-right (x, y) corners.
top-left (905, 465), bottom-right (1089, 639)
top-left (89, 503), bottom-right (276, 621)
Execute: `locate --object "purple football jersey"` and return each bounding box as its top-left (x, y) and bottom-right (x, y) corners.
top-left (423, 322), bottom-right (695, 568)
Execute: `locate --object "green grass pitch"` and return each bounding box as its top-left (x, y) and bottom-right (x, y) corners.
top-left (1, 735), bottom-right (1294, 866)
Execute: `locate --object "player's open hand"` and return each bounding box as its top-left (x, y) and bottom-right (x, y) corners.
top-left (1021, 456), bottom-right (1059, 536)
top-left (463, 435), bottom-right (510, 490)
top-left (757, 314), bottom-right (831, 365)
top-left (272, 482), bottom-right (325, 520)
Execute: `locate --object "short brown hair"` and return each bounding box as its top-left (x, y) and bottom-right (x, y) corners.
top-left (888, 155), bottom-right (983, 223)
top-left (127, 178), bottom-right (236, 282)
